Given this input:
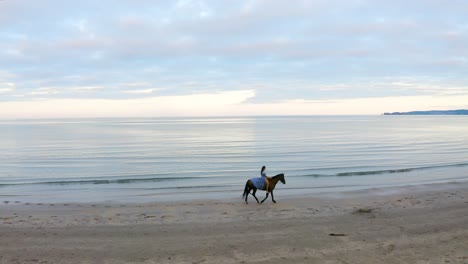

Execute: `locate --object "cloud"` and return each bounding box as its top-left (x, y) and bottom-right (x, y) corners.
top-left (29, 88), bottom-right (61, 96)
top-left (70, 19), bottom-right (88, 33)
top-left (71, 86), bottom-right (104, 91)
top-left (122, 88), bottom-right (157, 94)
top-left (0, 82), bottom-right (15, 93)
top-left (0, 88), bottom-right (13, 94)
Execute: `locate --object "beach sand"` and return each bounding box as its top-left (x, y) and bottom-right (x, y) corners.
top-left (1, 182), bottom-right (467, 264)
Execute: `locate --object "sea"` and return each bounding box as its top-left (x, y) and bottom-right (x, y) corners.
top-left (1, 116), bottom-right (467, 203)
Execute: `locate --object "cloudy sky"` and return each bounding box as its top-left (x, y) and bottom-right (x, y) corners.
top-left (1, 0), bottom-right (468, 118)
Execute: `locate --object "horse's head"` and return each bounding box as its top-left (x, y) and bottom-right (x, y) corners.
top-left (277, 173), bottom-right (286, 184)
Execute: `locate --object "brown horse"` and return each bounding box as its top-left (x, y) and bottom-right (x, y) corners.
top-left (242, 173), bottom-right (286, 204)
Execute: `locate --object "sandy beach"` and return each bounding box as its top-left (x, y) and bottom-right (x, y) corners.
top-left (1, 182), bottom-right (467, 264)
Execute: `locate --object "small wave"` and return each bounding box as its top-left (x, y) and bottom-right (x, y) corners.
top-left (0, 176), bottom-right (210, 186)
top-left (337, 168), bottom-right (412, 176)
top-left (300, 162), bottom-right (468, 178)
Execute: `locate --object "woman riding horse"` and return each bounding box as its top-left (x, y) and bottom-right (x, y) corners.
top-left (242, 172), bottom-right (286, 204)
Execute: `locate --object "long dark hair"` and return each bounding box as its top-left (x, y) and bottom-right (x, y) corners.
top-left (261, 166), bottom-right (266, 173)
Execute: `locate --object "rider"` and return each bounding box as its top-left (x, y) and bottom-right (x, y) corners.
top-left (261, 165), bottom-right (271, 193)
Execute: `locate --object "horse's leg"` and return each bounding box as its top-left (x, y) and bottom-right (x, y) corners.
top-left (261, 192), bottom-right (269, 203)
top-left (252, 188), bottom-right (260, 204)
top-left (271, 190), bottom-right (276, 203)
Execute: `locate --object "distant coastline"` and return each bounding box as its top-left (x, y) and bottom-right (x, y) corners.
top-left (383, 109), bottom-right (468, 115)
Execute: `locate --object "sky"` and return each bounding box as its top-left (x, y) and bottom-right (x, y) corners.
top-left (1, 0), bottom-right (468, 118)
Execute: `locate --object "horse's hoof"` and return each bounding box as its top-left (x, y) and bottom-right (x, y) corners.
top-left (273, 200), bottom-right (277, 203)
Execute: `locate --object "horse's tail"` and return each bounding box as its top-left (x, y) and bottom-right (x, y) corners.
top-left (242, 181), bottom-right (250, 199)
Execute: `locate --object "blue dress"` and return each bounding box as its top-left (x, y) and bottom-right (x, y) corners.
top-left (250, 171), bottom-right (267, 190)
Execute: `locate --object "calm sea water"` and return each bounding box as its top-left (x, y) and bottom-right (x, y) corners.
top-left (1, 116), bottom-right (467, 203)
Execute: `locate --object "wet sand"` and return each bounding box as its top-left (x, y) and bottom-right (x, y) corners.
top-left (1, 182), bottom-right (467, 264)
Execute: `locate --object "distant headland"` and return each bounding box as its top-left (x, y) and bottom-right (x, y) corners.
top-left (383, 109), bottom-right (468, 115)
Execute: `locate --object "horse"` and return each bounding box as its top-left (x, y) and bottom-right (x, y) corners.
top-left (242, 173), bottom-right (286, 204)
